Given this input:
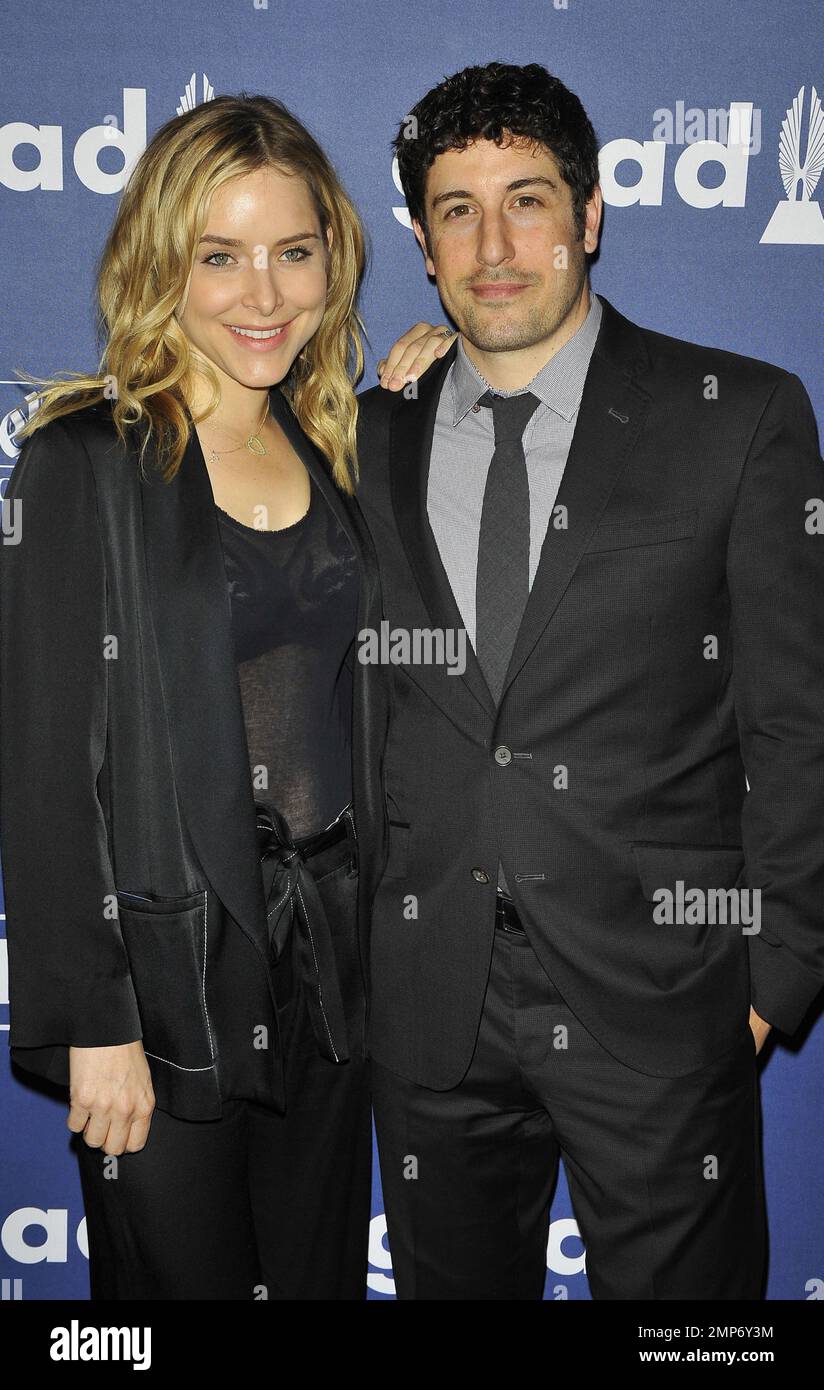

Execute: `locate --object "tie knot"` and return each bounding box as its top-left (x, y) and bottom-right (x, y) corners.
top-left (478, 389), bottom-right (541, 443)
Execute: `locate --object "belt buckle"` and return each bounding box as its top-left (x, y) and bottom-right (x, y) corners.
top-left (496, 891), bottom-right (524, 935)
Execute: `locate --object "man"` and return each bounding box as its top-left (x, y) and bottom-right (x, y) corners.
top-left (355, 61), bottom-right (824, 1299)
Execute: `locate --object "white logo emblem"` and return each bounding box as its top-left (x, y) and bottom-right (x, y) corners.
top-left (761, 85), bottom-right (824, 243)
top-left (176, 72), bottom-right (215, 116)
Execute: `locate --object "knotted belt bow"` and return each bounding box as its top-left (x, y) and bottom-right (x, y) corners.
top-left (255, 801), bottom-right (350, 1064)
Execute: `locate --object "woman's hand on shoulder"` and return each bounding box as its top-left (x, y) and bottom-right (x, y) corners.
top-left (377, 323), bottom-right (458, 390)
top-left (68, 1041), bottom-right (156, 1156)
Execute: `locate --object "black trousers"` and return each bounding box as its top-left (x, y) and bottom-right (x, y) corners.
top-left (75, 830), bottom-right (371, 1300)
top-left (372, 919), bottom-right (767, 1300)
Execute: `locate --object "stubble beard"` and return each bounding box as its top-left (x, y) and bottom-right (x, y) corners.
top-left (449, 275), bottom-right (584, 355)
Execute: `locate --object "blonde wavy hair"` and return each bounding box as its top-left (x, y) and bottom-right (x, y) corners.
top-left (13, 93), bottom-right (368, 493)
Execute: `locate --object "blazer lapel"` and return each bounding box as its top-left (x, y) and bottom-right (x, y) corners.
top-left (139, 412), bottom-right (270, 960)
top-left (268, 384), bottom-right (363, 560)
top-left (139, 383), bottom-right (372, 963)
top-left (269, 386), bottom-right (388, 927)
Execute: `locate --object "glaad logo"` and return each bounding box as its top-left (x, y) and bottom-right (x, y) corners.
top-left (392, 102), bottom-right (757, 225)
top-left (0, 75), bottom-right (217, 193)
top-left (760, 85), bottom-right (824, 244)
top-left (600, 102), bottom-right (757, 210)
top-left (393, 88), bottom-right (823, 244)
top-left (177, 71), bottom-right (215, 115)
top-left (0, 90), bottom-right (147, 193)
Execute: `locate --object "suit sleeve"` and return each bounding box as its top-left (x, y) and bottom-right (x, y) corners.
top-left (727, 371), bottom-right (824, 1034)
top-left (0, 418), bottom-right (142, 1071)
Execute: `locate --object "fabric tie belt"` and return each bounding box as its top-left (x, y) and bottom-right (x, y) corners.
top-left (255, 801), bottom-right (351, 1064)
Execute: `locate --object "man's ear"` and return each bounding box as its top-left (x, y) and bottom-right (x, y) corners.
top-left (411, 217), bottom-right (436, 276)
top-left (583, 184), bottom-right (603, 255)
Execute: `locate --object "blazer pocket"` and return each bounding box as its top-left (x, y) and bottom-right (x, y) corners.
top-left (630, 841), bottom-right (745, 901)
top-left (629, 843), bottom-right (749, 982)
top-left (584, 507), bottom-right (698, 553)
top-left (115, 888), bottom-right (215, 1071)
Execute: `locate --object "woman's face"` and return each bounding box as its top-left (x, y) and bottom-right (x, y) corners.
top-left (176, 165), bottom-right (332, 392)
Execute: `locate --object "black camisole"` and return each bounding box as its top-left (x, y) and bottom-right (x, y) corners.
top-left (216, 471), bottom-right (359, 840)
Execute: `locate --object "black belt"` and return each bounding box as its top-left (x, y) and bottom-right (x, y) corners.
top-left (496, 891), bottom-right (526, 934)
top-left (255, 802), bottom-right (351, 1064)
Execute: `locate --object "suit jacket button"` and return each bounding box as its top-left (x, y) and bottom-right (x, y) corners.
top-left (471, 867), bottom-right (490, 883)
top-left (494, 745), bottom-right (512, 766)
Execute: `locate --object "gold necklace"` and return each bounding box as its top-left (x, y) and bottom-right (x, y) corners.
top-left (200, 394), bottom-right (271, 465)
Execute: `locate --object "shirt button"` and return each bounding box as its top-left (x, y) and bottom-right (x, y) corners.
top-left (472, 402), bottom-right (481, 412)
top-left (494, 746), bottom-right (512, 766)
top-left (471, 867), bottom-right (490, 884)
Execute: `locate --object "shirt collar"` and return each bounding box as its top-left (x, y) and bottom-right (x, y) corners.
top-left (449, 290), bottom-right (603, 426)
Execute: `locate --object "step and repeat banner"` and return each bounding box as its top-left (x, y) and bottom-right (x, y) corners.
top-left (1, 0), bottom-right (822, 1301)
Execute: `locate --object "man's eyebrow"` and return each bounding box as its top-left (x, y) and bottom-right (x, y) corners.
top-left (430, 175), bottom-right (558, 210)
top-left (198, 231), bottom-right (323, 247)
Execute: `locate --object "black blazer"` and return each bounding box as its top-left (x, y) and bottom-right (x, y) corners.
top-left (354, 293), bottom-right (824, 1087)
top-left (0, 385), bottom-right (388, 1120)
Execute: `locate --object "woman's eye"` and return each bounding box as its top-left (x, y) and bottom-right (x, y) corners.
top-left (444, 205), bottom-right (471, 219)
top-left (203, 246), bottom-right (311, 268)
top-left (514, 195), bottom-right (539, 208)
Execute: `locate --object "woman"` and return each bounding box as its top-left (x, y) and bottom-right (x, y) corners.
top-left (0, 94), bottom-right (452, 1300)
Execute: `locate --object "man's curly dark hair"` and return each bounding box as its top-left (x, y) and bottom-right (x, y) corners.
top-left (392, 61), bottom-right (600, 254)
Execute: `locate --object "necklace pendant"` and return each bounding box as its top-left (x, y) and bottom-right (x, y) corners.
top-left (246, 433), bottom-right (267, 455)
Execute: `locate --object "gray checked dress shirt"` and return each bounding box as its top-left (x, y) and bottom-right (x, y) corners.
top-left (426, 290), bottom-right (603, 895)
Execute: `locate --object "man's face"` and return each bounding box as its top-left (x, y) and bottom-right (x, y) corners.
top-left (412, 135), bottom-right (601, 353)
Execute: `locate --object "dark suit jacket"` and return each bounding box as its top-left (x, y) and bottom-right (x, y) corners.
top-left (354, 293), bottom-right (824, 1087)
top-left (0, 385), bottom-right (388, 1120)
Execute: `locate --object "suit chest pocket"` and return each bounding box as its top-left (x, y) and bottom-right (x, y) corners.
top-left (583, 507), bottom-right (698, 554)
top-left (116, 889), bottom-right (215, 1071)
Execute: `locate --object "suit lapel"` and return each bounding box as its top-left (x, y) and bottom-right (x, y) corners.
top-left (388, 295), bottom-right (653, 716)
top-left (499, 296), bottom-right (653, 701)
top-left (389, 347), bottom-right (497, 720)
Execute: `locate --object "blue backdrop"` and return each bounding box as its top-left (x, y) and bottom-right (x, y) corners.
top-left (1, 0), bottom-right (822, 1301)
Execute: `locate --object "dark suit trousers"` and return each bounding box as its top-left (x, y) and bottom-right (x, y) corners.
top-left (372, 920), bottom-right (766, 1300)
top-left (75, 835), bottom-right (371, 1300)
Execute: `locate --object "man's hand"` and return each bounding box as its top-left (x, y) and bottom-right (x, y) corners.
top-left (749, 1006), bottom-right (772, 1056)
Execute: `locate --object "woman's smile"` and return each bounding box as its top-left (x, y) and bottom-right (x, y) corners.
top-left (224, 319), bottom-right (294, 350)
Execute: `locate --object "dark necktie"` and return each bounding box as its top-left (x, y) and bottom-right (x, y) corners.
top-left (475, 390), bottom-right (541, 703)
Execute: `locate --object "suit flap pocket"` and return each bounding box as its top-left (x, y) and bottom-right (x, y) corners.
top-left (116, 888), bottom-right (206, 914)
top-left (585, 508), bottom-right (697, 553)
top-left (631, 842), bottom-right (745, 901)
top-left (116, 890), bottom-right (214, 1069)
